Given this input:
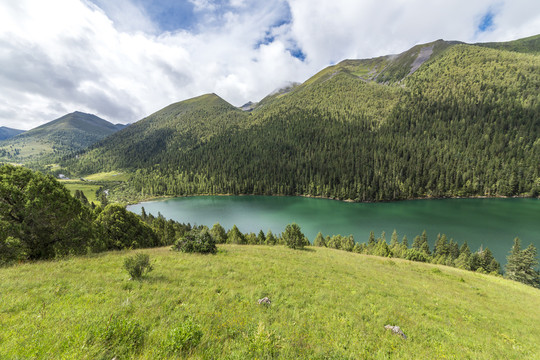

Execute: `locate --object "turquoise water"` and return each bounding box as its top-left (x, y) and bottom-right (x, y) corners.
top-left (128, 196), bottom-right (540, 266)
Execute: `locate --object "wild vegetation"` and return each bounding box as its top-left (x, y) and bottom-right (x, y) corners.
top-left (63, 36), bottom-right (540, 202)
top-left (1, 245), bottom-right (539, 359)
top-left (1, 165), bottom-right (539, 358)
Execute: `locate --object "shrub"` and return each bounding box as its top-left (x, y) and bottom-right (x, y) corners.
top-left (0, 164), bottom-right (93, 261)
top-left (124, 253), bottom-right (153, 280)
top-left (405, 249), bottom-right (429, 262)
top-left (0, 236), bottom-right (27, 266)
top-left (247, 321), bottom-right (280, 358)
top-left (164, 319), bottom-right (203, 354)
top-left (93, 204), bottom-right (158, 251)
top-left (173, 229), bottom-right (217, 254)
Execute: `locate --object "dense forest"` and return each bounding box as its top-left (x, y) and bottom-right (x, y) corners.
top-left (63, 38), bottom-right (540, 202)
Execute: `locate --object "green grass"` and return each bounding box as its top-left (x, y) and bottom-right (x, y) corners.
top-left (84, 171), bottom-right (130, 182)
top-left (62, 182), bottom-right (102, 204)
top-left (1, 245), bottom-right (538, 359)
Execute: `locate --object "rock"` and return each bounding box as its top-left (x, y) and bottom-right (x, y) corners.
top-left (258, 297), bottom-right (271, 305)
top-left (384, 325), bottom-right (407, 339)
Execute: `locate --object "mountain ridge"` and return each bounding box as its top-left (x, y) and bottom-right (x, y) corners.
top-left (0, 111), bottom-right (125, 163)
top-left (64, 34), bottom-right (540, 202)
top-left (0, 126), bottom-right (24, 141)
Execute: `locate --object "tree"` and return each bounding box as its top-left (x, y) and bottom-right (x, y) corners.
top-left (314, 232), bottom-right (326, 247)
top-left (227, 225), bottom-right (245, 244)
top-left (265, 230), bottom-right (277, 245)
top-left (0, 164), bottom-right (93, 261)
top-left (341, 235), bottom-right (355, 252)
top-left (505, 238), bottom-right (540, 288)
top-left (367, 231), bottom-right (376, 252)
top-left (390, 230), bottom-right (399, 247)
top-left (282, 223), bottom-right (307, 249)
top-left (93, 204), bottom-right (158, 251)
top-left (257, 230), bottom-right (266, 245)
top-left (401, 235), bottom-right (408, 248)
top-left (210, 223), bottom-right (227, 244)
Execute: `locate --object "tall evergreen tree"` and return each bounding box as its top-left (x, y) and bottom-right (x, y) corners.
top-left (505, 238), bottom-right (540, 288)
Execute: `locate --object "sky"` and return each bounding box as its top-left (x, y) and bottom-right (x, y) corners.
top-left (0, 0), bottom-right (539, 129)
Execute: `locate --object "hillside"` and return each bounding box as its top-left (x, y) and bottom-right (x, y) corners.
top-left (0, 245), bottom-right (538, 358)
top-left (66, 94), bottom-right (248, 175)
top-left (65, 35), bottom-right (540, 202)
top-left (0, 126), bottom-right (24, 141)
top-left (0, 111), bottom-right (125, 163)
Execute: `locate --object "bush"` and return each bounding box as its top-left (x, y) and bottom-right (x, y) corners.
top-left (173, 229), bottom-right (217, 254)
top-left (405, 249), bottom-right (429, 263)
top-left (86, 314), bottom-right (145, 358)
top-left (0, 164), bottom-right (93, 261)
top-left (93, 204), bottom-right (158, 251)
top-left (164, 319), bottom-right (203, 354)
top-left (0, 236), bottom-right (27, 266)
top-left (124, 253), bottom-right (153, 280)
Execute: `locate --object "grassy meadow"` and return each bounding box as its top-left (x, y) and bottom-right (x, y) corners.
top-left (0, 245), bottom-right (539, 359)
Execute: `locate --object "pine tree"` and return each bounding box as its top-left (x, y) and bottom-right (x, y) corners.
top-left (257, 230), bottom-right (266, 245)
top-left (210, 223), bottom-right (227, 244)
top-left (505, 238), bottom-right (540, 288)
top-left (282, 223), bottom-right (306, 249)
top-left (390, 230), bottom-right (399, 247)
top-left (265, 230), bottom-right (277, 245)
top-left (227, 225), bottom-right (245, 244)
top-left (314, 232), bottom-right (326, 247)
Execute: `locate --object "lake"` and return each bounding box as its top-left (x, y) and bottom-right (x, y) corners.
top-left (127, 196), bottom-right (540, 266)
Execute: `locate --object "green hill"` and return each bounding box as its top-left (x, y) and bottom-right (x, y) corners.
top-left (65, 35), bottom-right (540, 202)
top-left (0, 245), bottom-right (538, 358)
top-left (0, 111), bottom-right (125, 163)
top-left (67, 94), bottom-right (248, 175)
top-left (0, 126), bottom-right (24, 141)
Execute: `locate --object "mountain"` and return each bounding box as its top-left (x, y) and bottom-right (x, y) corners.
top-left (67, 94), bottom-right (246, 175)
top-left (65, 35), bottom-right (540, 201)
top-left (0, 126), bottom-right (24, 141)
top-left (0, 111), bottom-right (125, 163)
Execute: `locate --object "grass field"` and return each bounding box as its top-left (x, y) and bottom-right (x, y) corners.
top-left (62, 182), bottom-right (102, 204)
top-left (84, 171), bottom-right (130, 182)
top-left (0, 245), bottom-right (538, 359)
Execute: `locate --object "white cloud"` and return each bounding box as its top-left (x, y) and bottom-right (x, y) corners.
top-left (0, 0), bottom-right (539, 129)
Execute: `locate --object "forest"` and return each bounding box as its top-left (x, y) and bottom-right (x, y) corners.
top-left (62, 43), bottom-right (540, 202)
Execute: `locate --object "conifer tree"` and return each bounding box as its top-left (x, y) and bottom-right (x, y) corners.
top-left (505, 238), bottom-right (540, 288)
top-left (314, 232), bottom-right (326, 247)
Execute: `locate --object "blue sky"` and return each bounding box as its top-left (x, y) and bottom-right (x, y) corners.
top-left (0, 0), bottom-right (539, 129)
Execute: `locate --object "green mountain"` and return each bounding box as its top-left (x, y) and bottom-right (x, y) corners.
top-left (66, 35), bottom-right (540, 201)
top-left (0, 126), bottom-right (24, 141)
top-left (0, 111), bottom-right (125, 163)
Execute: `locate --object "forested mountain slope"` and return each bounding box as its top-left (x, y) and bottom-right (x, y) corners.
top-left (0, 111), bottom-right (124, 163)
top-left (65, 36), bottom-right (540, 201)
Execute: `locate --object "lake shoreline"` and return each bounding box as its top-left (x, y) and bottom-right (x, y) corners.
top-left (125, 192), bottom-right (538, 206)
